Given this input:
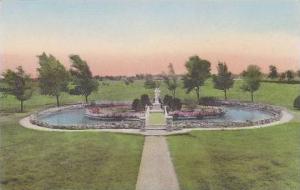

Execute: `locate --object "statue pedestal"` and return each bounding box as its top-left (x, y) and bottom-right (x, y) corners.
top-left (152, 102), bottom-right (162, 111)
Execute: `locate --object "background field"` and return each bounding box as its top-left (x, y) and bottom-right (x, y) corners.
top-left (1, 79), bottom-right (299, 112)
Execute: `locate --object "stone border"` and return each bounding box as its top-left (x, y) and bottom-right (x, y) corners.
top-left (29, 103), bottom-right (145, 130)
top-left (22, 100), bottom-right (293, 134)
top-left (170, 100), bottom-right (283, 130)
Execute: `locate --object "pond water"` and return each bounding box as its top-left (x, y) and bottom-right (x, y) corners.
top-left (38, 106), bottom-right (273, 126)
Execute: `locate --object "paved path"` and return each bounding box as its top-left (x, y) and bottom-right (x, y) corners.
top-left (135, 136), bottom-right (180, 190)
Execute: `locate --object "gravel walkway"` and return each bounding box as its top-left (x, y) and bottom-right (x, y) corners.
top-left (135, 136), bottom-right (180, 190)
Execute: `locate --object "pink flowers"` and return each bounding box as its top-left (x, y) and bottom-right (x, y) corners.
top-left (170, 108), bottom-right (224, 119)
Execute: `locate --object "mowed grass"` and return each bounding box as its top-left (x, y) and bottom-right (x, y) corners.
top-left (1, 79), bottom-right (299, 112)
top-left (167, 123), bottom-right (300, 190)
top-left (148, 112), bottom-right (166, 125)
top-left (0, 114), bottom-right (144, 190)
top-left (0, 79), bottom-right (299, 190)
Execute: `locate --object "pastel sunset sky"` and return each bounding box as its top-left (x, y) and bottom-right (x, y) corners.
top-left (1, 0), bottom-right (300, 76)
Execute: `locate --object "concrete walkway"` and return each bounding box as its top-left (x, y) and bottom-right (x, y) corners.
top-left (136, 136), bottom-right (180, 190)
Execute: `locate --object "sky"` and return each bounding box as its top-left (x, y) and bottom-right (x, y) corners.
top-left (1, 0), bottom-right (300, 76)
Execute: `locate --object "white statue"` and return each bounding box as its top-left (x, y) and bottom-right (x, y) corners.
top-left (154, 88), bottom-right (160, 104)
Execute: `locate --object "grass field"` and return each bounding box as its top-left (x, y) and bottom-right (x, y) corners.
top-left (0, 79), bottom-right (299, 190)
top-left (168, 122), bottom-right (300, 190)
top-left (0, 113), bottom-right (144, 190)
top-left (148, 112), bottom-right (166, 125)
top-left (1, 79), bottom-right (299, 112)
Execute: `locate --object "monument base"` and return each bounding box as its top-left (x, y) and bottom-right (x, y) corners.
top-left (152, 103), bottom-right (162, 111)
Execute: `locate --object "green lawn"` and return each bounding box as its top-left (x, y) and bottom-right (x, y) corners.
top-left (0, 113), bottom-right (144, 190)
top-left (1, 79), bottom-right (299, 112)
top-left (0, 79), bottom-right (299, 190)
top-left (148, 112), bottom-right (166, 125)
top-left (167, 122), bottom-right (300, 190)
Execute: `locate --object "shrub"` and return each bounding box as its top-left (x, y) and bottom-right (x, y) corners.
top-left (163, 94), bottom-right (182, 111)
top-left (173, 98), bottom-right (182, 110)
top-left (184, 98), bottom-right (198, 110)
top-left (199, 96), bottom-right (218, 106)
top-left (163, 95), bottom-right (173, 105)
top-left (294, 95), bottom-right (300, 109)
top-left (132, 99), bottom-right (143, 111)
top-left (140, 94), bottom-right (151, 107)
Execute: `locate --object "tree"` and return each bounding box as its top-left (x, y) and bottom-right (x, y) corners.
top-left (37, 53), bottom-right (69, 107)
top-left (163, 63), bottom-right (178, 98)
top-left (69, 55), bottom-right (99, 103)
top-left (285, 70), bottom-right (294, 81)
top-left (279, 72), bottom-right (286, 81)
top-left (182, 56), bottom-right (211, 104)
top-left (241, 65), bottom-right (262, 102)
top-left (268, 65), bottom-right (278, 79)
top-left (2, 66), bottom-right (33, 112)
top-left (212, 62), bottom-right (234, 100)
top-left (297, 70), bottom-right (300, 78)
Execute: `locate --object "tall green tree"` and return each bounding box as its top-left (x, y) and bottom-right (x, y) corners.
top-left (241, 65), bottom-right (262, 102)
top-left (285, 70), bottom-right (294, 81)
top-left (182, 56), bottom-right (211, 104)
top-left (69, 55), bottom-right (99, 103)
top-left (297, 70), bottom-right (300, 78)
top-left (212, 62), bottom-right (234, 100)
top-left (2, 66), bottom-right (33, 112)
top-left (37, 53), bottom-right (69, 107)
top-left (268, 65), bottom-right (278, 79)
top-left (163, 63), bottom-right (178, 98)
top-left (279, 72), bottom-right (286, 81)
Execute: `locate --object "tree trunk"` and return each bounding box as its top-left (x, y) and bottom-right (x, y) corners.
top-left (56, 95), bottom-right (60, 107)
top-left (85, 95), bottom-right (88, 103)
top-left (224, 89), bottom-right (227, 100)
top-left (172, 89), bottom-right (176, 99)
top-left (251, 91), bottom-right (254, 102)
top-left (20, 100), bottom-right (24, 112)
top-left (196, 87), bottom-right (200, 104)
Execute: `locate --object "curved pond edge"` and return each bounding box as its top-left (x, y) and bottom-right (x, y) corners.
top-left (19, 101), bottom-right (294, 135)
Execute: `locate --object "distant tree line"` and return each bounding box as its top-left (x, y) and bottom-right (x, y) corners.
top-left (2, 53), bottom-right (300, 112)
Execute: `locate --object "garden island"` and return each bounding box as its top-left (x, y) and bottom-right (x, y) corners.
top-left (1, 1), bottom-right (300, 190)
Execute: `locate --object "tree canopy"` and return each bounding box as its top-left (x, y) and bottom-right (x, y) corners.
top-left (2, 66), bottom-right (33, 112)
top-left (268, 65), bottom-right (278, 79)
top-left (37, 52), bottom-right (69, 107)
top-left (212, 62), bottom-right (234, 100)
top-left (182, 56), bottom-right (211, 104)
top-left (69, 55), bottom-right (99, 103)
top-left (241, 65), bottom-right (262, 102)
top-left (163, 63), bottom-right (178, 98)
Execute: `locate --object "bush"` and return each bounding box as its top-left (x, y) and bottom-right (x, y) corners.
top-left (140, 94), bottom-right (151, 107)
top-left (294, 95), bottom-right (300, 109)
top-left (199, 96), bottom-right (218, 106)
top-left (184, 98), bottom-right (198, 110)
top-left (173, 98), bottom-right (182, 110)
top-left (163, 95), bottom-right (173, 105)
top-left (260, 80), bottom-right (300, 84)
top-left (163, 94), bottom-right (182, 111)
top-left (132, 98), bottom-right (143, 112)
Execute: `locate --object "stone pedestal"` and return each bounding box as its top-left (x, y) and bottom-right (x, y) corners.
top-left (152, 102), bottom-right (162, 111)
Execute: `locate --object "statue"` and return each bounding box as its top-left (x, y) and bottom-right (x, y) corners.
top-left (154, 88), bottom-right (160, 104)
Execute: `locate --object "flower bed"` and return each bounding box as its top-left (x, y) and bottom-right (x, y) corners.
top-left (169, 107), bottom-right (225, 120)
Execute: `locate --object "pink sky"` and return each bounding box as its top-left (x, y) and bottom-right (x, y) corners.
top-left (1, 1), bottom-right (299, 77)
